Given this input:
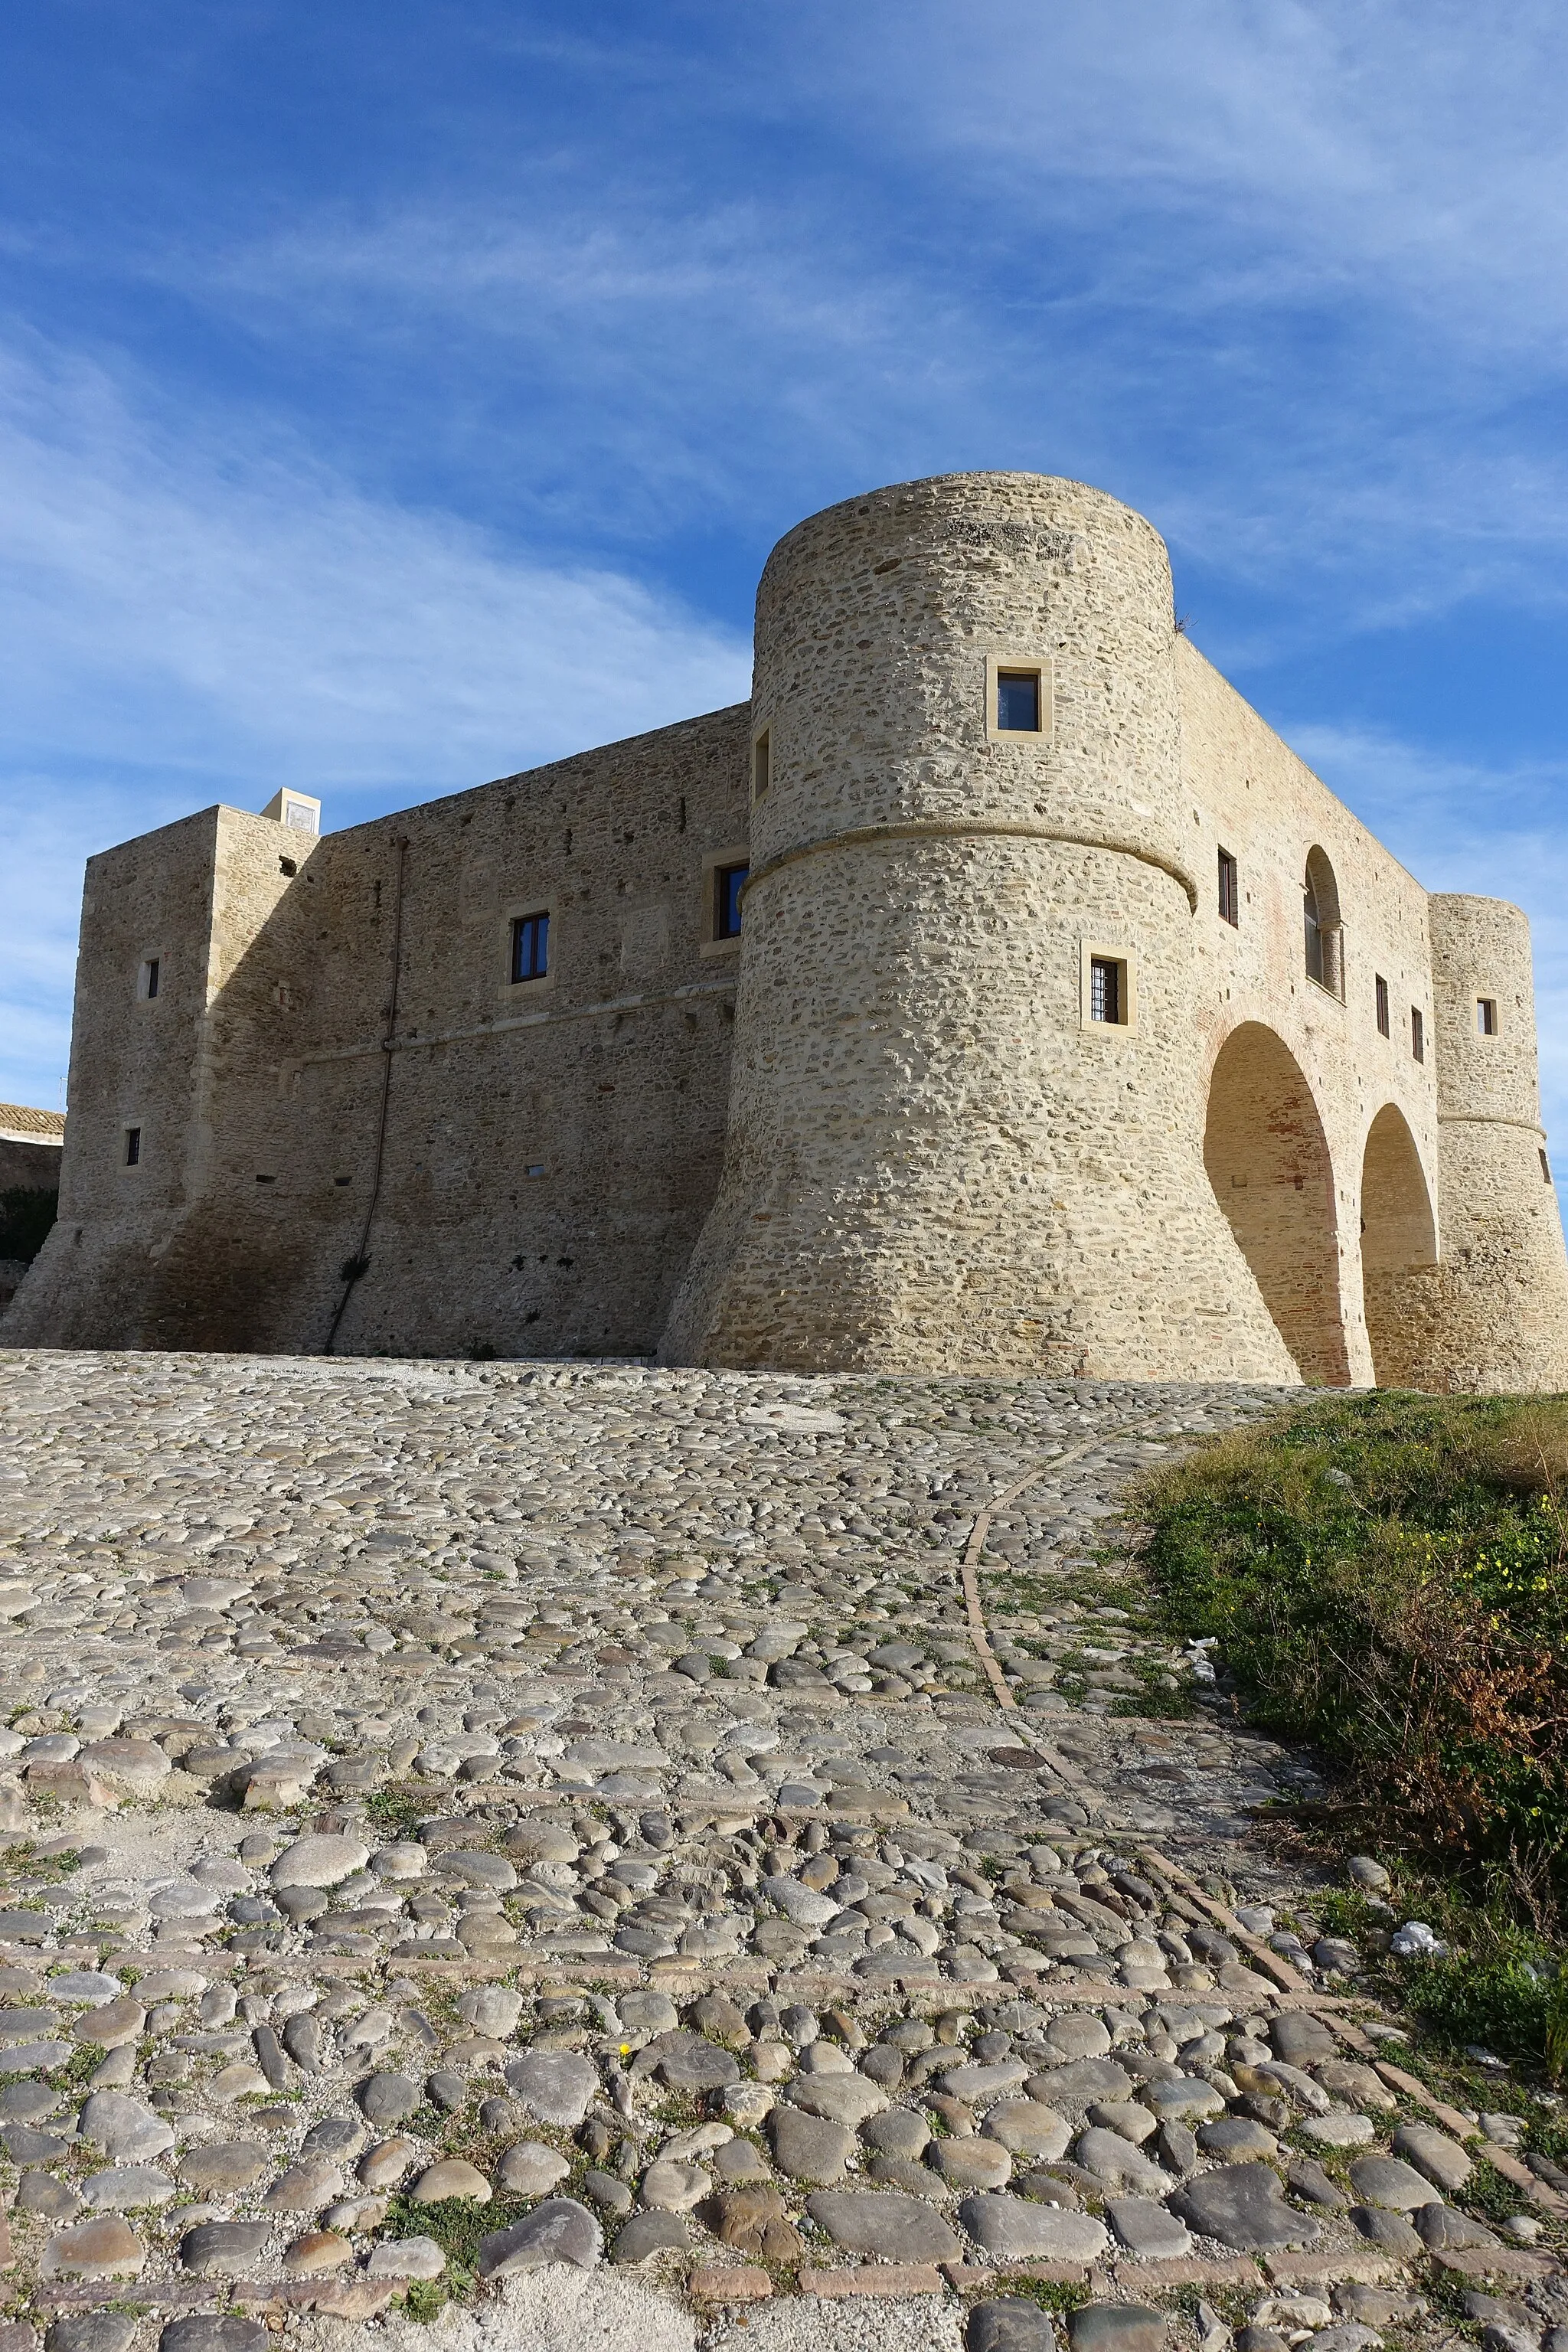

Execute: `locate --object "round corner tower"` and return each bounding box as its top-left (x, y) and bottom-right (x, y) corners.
top-left (660, 470), bottom-right (1299, 1377)
top-left (1413, 892), bottom-right (1568, 1391)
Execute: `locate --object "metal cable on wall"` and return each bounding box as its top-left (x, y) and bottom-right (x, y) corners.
top-left (323, 835), bottom-right (409, 1354)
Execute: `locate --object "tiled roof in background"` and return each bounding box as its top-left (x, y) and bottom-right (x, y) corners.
top-left (0, 1104), bottom-right (65, 1144)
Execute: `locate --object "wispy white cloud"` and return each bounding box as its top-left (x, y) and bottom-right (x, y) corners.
top-left (151, 2), bottom-right (1568, 643)
top-left (0, 338), bottom-right (750, 786)
top-left (0, 333), bottom-right (751, 1106)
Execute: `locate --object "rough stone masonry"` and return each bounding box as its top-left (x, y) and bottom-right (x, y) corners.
top-left (8, 472), bottom-right (1568, 1388)
top-left (0, 1352), bottom-right (1563, 2352)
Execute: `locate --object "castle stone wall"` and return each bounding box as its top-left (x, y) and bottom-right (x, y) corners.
top-left (8, 707), bottom-right (750, 1358)
top-left (11, 470), bottom-right (1568, 1390)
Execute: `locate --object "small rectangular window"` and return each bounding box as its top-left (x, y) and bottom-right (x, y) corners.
top-left (1217, 850), bottom-right (1239, 927)
top-left (1412, 1006), bottom-right (1425, 1063)
top-left (714, 862), bottom-right (748, 941)
top-left (1477, 998), bottom-right (1498, 1036)
top-left (1089, 956), bottom-right (1122, 1024)
top-left (124, 1127), bottom-right (141, 1167)
top-left (753, 730), bottom-right (770, 799)
top-left (511, 911), bottom-right (550, 984)
top-left (996, 670), bottom-right (1040, 732)
top-left (1375, 975), bottom-right (1390, 1036)
top-left (1541, 1149), bottom-right (1553, 1184)
top-left (145, 957), bottom-right (159, 999)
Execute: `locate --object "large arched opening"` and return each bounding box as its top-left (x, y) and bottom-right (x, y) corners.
top-left (1360, 1104), bottom-right (1438, 1387)
top-left (1204, 1022), bottom-right (1350, 1384)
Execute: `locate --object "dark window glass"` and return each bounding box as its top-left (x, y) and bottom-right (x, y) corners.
top-left (511, 912), bottom-right (549, 983)
top-left (1217, 850), bottom-right (1239, 926)
top-left (715, 863), bottom-right (747, 940)
top-left (1089, 956), bottom-right (1122, 1024)
top-left (125, 1127), bottom-right (141, 1167)
top-left (1375, 975), bottom-right (1390, 1035)
top-left (1304, 892), bottom-right (1325, 987)
top-left (1478, 998), bottom-right (1498, 1036)
top-left (145, 958), bottom-right (159, 999)
top-left (996, 670), bottom-right (1040, 732)
top-left (1412, 1006), bottom-right (1425, 1063)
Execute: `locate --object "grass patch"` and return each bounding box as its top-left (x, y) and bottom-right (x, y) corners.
top-left (1137, 1391), bottom-right (1568, 1916)
top-left (1396, 1929), bottom-right (1568, 2076)
top-left (363, 1785), bottom-right (434, 1838)
top-left (1138, 1389), bottom-right (1568, 2080)
top-left (378, 2189), bottom-right (525, 2296)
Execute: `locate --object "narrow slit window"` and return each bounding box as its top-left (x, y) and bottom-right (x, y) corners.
top-left (753, 730), bottom-right (770, 799)
top-left (1477, 998), bottom-right (1498, 1036)
top-left (1412, 1006), bottom-right (1425, 1063)
top-left (511, 911), bottom-right (550, 984)
top-left (1541, 1149), bottom-right (1553, 1184)
top-left (1217, 849), bottom-right (1239, 927)
top-left (1089, 956), bottom-right (1122, 1024)
top-left (144, 957), bottom-right (159, 1000)
top-left (995, 669), bottom-right (1040, 733)
top-left (714, 862), bottom-right (748, 941)
top-left (124, 1127), bottom-right (141, 1167)
top-left (1375, 975), bottom-right (1390, 1036)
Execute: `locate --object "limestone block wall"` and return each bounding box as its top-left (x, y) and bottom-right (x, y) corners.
top-left (1406, 894), bottom-right (1568, 1391)
top-left (1173, 641), bottom-right (1442, 1390)
top-left (8, 807), bottom-right (240, 1348)
top-left (663, 472), bottom-right (1303, 1377)
top-left (9, 707), bottom-right (750, 1358)
top-left (0, 1136), bottom-right (63, 1192)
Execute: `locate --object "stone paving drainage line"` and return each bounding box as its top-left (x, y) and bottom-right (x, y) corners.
top-left (959, 1430), bottom-right (1403, 2033)
top-left (958, 1429), bottom-right (1140, 1709)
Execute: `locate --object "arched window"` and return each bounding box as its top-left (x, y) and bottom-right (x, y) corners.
top-left (1303, 848), bottom-right (1344, 1001)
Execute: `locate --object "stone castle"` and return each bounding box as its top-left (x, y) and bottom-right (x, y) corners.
top-left (9, 472), bottom-right (1568, 1388)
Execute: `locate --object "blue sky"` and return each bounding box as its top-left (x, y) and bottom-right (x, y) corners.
top-left (4, 2), bottom-right (1568, 1129)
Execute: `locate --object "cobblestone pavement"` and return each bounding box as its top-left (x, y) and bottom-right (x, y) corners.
top-left (0, 1354), bottom-right (1562, 2352)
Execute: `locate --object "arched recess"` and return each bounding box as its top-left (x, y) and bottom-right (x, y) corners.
top-left (1204, 1021), bottom-right (1351, 1384)
top-left (1303, 845), bottom-right (1344, 999)
top-left (1360, 1103), bottom-right (1439, 1387)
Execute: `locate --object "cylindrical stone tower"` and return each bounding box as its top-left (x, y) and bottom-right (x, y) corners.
top-left (1413, 893), bottom-right (1568, 1391)
top-left (659, 471), bottom-right (1300, 1377)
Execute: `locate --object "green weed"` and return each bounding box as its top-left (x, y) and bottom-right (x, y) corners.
top-left (1136, 1392), bottom-right (1568, 1922)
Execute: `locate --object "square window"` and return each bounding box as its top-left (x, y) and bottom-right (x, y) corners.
top-left (753, 730), bottom-right (770, 799)
top-left (1080, 942), bottom-right (1135, 1031)
top-left (1477, 997), bottom-right (1498, 1036)
top-left (124, 1126), bottom-right (142, 1168)
top-left (714, 862), bottom-right (748, 941)
top-left (996, 670), bottom-right (1040, 732)
top-left (985, 654), bottom-right (1053, 743)
top-left (1412, 1006), bottom-right (1425, 1063)
top-left (1217, 849), bottom-right (1239, 927)
top-left (511, 911), bottom-right (550, 984)
top-left (1375, 975), bottom-right (1390, 1036)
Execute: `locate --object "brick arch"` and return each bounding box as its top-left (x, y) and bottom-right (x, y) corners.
top-left (1361, 1102), bottom-right (1439, 1387)
top-left (1204, 1021), bottom-right (1351, 1384)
